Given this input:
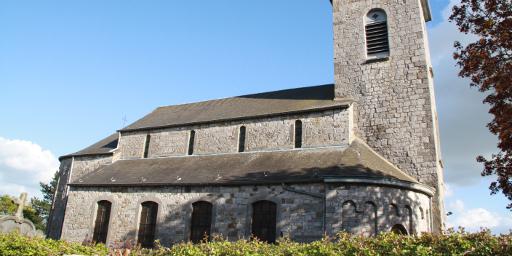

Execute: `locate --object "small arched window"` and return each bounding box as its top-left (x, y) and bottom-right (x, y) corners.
top-left (391, 224), bottom-right (408, 235)
top-left (238, 126), bottom-right (246, 152)
top-left (294, 120), bottom-right (302, 148)
top-left (365, 9), bottom-right (389, 59)
top-left (138, 201), bottom-right (158, 248)
top-left (188, 130), bottom-right (195, 155)
top-left (190, 201), bottom-right (213, 243)
top-left (251, 200), bottom-right (277, 243)
top-left (92, 200), bottom-right (112, 244)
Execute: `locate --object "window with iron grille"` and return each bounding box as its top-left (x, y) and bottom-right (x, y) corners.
top-left (92, 200), bottom-right (111, 244)
top-left (138, 201), bottom-right (158, 248)
top-left (238, 126), bottom-right (246, 152)
top-left (251, 200), bottom-right (277, 243)
top-left (190, 201), bottom-right (213, 243)
top-left (365, 9), bottom-right (389, 58)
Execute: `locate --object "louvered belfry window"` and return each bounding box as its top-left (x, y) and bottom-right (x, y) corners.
top-left (138, 201), bottom-right (158, 248)
top-left (251, 200), bottom-right (277, 243)
top-left (365, 9), bottom-right (389, 58)
top-left (190, 201), bottom-right (213, 243)
top-left (92, 200), bottom-right (111, 244)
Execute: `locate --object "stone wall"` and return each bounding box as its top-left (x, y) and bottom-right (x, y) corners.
top-left (332, 0), bottom-right (444, 231)
top-left (325, 184), bottom-right (431, 236)
top-left (60, 183), bottom-right (430, 246)
top-left (70, 155), bottom-right (113, 183)
top-left (117, 108), bottom-right (350, 160)
top-left (47, 158), bottom-right (73, 239)
top-left (61, 184), bottom-right (325, 246)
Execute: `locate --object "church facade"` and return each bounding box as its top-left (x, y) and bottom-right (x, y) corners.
top-left (47, 0), bottom-right (444, 247)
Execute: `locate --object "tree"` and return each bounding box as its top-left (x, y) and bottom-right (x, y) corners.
top-left (0, 195), bottom-right (45, 230)
top-left (35, 170), bottom-right (60, 230)
top-left (450, 0), bottom-right (512, 208)
top-left (0, 172), bottom-right (59, 232)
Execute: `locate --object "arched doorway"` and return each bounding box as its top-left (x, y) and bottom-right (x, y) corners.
top-left (92, 200), bottom-right (111, 244)
top-left (137, 201), bottom-right (158, 248)
top-left (251, 200), bottom-right (277, 243)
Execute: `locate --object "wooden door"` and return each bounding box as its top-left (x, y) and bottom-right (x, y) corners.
top-left (92, 200), bottom-right (111, 244)
top-left (138, 201), bottom-right (158, 248)
top-left (190, 201), bottom-right (213, 243)
top-left (251, 200), bottom-right (277, 243)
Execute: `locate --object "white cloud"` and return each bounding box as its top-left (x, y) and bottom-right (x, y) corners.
top-left (444, 183), bottom-right (453, 197)
top-left (446, 199), bottom-right (512, 234)
top-left (0, 137), bottom-right (59, 198)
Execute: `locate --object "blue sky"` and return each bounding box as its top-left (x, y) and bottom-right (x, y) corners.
top-left (0, 0), bottom-right (510, 233)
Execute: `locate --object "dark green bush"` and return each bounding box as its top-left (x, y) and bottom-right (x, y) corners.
top-left (0, 229), bottom-right (510, 255)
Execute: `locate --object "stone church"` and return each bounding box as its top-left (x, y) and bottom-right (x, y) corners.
top-left (47, 0), bottom-right (444, 247)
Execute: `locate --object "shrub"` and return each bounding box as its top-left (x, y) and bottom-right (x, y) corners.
top-left (0, 229), bottom-right (510, 255)
top-left (0, 232), bottom-right (107, 256)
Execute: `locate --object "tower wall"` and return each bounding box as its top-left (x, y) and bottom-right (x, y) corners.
top-left (332, 0), bottom-right (444, 232)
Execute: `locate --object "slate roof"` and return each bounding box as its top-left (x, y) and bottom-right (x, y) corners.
top-left (120, 84), bottom-right (348, 132)
top-left (60, 84), bottom-right (349, 160)
top-left (70, 139), bottom-right (417, 187)
top-left (59, 133), bottom-right (118, 160)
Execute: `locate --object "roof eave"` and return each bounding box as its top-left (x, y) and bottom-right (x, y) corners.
top-left (58, 152), bottom-right (113, 161)
top-left (323, 176), bottom-right (435, 196)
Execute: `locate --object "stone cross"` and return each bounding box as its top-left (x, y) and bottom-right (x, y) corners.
top-left (14, 192), bottom-right (27, 219)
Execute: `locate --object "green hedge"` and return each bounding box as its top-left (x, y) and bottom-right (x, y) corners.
top-left (0, 229), bottom-right (510, 255)
top-left (137, 230), bottom-right (512, 256)
top-left (0, 232), bottom-right (107, 256)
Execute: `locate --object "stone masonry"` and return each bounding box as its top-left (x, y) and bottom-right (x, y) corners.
top-left (117, 108), bottom-right (350, 160)
top-left (61, 183), bottom-right (430, 247)
top-left (332, 0), bottom-right (444, 231)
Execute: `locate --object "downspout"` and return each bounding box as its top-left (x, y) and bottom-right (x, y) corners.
top-left (282, 183), bottom-right (326, 234)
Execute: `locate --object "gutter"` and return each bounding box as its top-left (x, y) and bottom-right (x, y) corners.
top-left (322, 176), bottom-right (435, 196)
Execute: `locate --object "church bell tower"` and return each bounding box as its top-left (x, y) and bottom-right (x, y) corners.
top-left (331, 0), bottom-right (445, 232)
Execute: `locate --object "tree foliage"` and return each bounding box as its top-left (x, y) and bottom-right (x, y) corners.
top-left (0, 171), bottom-right (59, 232)
top-left (450, 0), bottom-right (512, 209)
top-left (0, 195), bottom-right (44, 230)
top-left (33, 170), bottom-right (59, 230)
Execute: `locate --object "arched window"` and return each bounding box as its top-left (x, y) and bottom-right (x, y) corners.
top-left (188, 130), bottom-right (195, 155)
top-left (365, 9), bottom-right (389, 59)
top-left (294, 120), bottom-right (302, 148)
top-left (391, 224), bottom-right (408, 235)
top-left (238, 126), bottom-right (246, 152)
top-left (92, 200), bottom-right (111, 244)
top-left (138, 201), bottom-right (158, 248)
top-left (190, 201), bottom-right (213, 243)
top-left (251, 200), bottom-right (277, 243)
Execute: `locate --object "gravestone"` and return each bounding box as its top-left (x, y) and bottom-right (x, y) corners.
top-left (0, 192), bottom-right (43, 237)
